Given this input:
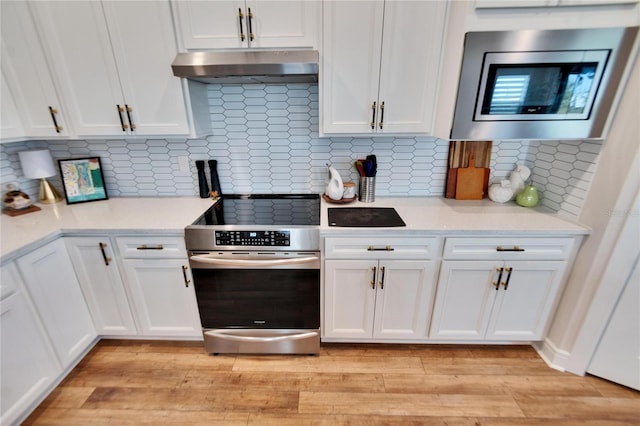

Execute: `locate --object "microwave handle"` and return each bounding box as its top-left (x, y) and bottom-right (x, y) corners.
top-left (190, 255), bottom-right (318, 267)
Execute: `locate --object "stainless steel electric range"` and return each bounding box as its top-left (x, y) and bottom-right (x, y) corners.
top-left (185, 194), bottom-right (321, 355)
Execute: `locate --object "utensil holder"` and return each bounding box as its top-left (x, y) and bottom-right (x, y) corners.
top-left (359, 177), bottom-right (375, 203)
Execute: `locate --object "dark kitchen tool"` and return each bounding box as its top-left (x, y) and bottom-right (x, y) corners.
top-left (328, 207), bottom-right (406, 227)
top-left (195, 160), bottom-right (209, 198)
top-left (208, 159), bottom-right (222, 196)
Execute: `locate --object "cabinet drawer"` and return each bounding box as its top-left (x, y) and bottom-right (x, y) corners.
top-left (325, 237), bottom-right (441, 260)
top-left (115, 236), bottom-right (186, 259)
top-left (443, 237), bottom-right (575, 261)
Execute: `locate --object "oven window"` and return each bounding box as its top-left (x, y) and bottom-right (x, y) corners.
top-left (481, 63), bottom-right (598, 116)
top-left (192, 269), bottom-right (320, 329)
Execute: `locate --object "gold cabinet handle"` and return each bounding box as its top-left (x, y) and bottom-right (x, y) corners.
top-left (125, 104), bottom-right (135, 130)
top-left (370, 266), bottom-right (377, 289)
top-left (502, 267), bottom-right (513, 290)
top-left (378, 101), bottom-right (384, 129)
top-left (493, 267), bottom-right (503, 290)
top-left (136, 244), bottom-right (164, 250)
top-left (367, 245), bottom-right (394, 251)
top-left (116, 105), bottom-right (128, 131)
top-left (379, 266), bottom-right (385, 289)
top-left (247, 7), bottom-right (254, 41)
top-left (370, 101), bottom-right (377, 129)
top-left (496, 246), bottom-right (525, 252)
top-left (48, 106), bottom-right (63, 133)
top-left (181, 265), bottom-right (191, 287)
top-left (238, 8), bottom-right (246, 41)
top-left (99, 242), bottom-right (111, 266)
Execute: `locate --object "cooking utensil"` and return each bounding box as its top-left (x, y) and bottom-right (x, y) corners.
top-left (455, 153), bottom-right (487, 200)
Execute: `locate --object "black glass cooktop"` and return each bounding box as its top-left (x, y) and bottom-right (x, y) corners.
top-left (193, 194), bottom-right (320, 226)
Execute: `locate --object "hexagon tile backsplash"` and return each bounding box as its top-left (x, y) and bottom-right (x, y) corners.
top-left (0, 83), bottom-right (601, 220)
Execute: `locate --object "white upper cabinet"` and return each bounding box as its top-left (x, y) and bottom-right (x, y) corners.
top-left (173, 0), bottom-right (319, 50)
top-left (321, 1), bottom-right (447, 135)
top-left (0, 1), bottom-right (68, 140)
top-left (29, 1), bottom-right (190, 137)
top-left (0, 71), bottom-right (24, 142)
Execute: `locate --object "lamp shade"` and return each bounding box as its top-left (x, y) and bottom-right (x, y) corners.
top-left (18, 149), bottom-right (57, 179)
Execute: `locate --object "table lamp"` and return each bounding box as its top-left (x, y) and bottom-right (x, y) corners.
top-left (18, 149), bottom-right (63, 204)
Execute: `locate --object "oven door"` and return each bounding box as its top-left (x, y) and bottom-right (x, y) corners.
top-left (188, 251), bottom-right (320, 354)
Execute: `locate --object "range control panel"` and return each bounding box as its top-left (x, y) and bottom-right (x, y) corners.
top-left (214, 230), bottom-right (290, 247)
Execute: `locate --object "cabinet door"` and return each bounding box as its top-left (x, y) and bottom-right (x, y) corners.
top-left (324, 260), bottom-right (378, 338)
top-left (65, 237), bottom-right (138, 336)
top-left (16, 239), bottom-right (97, 367)
top-left (102, 1), bottom-right (190, 136)
top-left (0, 70), bottom-right (24, 142)
top-left (486, 261), bottom-right (567, 340)
top-left (321, 1), bottom-right (384, 134)
top-left (429, 260), bottom-right (499, 340)
top-left (246, 1), bottom-right (318, 49)
top-left (0, 1), bottom-right (68, 139)
top-left (29, 1), bottom-right (126, 136)
top-left (373, 260), bottom-right (437, 340)
top-left (376, 1), bottom-right (446, 134)
top-left (1, 264), bottom-right (60, 426)
top-left (121, 259), bottom-right (202, 337)
top-left (174, 0), bottom-right (248, 49)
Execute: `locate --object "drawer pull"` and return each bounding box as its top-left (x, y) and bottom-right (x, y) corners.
top-left (181, 265), bottom-right (191, 288)
top-left (371, 266), bottom-right (377, 289)
top-left (502, 267), bottom-right (513, 290)
top-left (496, 246), bottom-right (525, 252)
top-left (137, 244), bottom-right (164, 250)
top-left (367, 245), bottom-right (394, 252)
top-left (493, 267), bottom-right (503, 290)
top-left (99, 242), bottom-right (111, 266)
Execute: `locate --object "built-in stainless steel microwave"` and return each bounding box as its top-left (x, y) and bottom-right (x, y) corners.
top-left (451, 27), bottom-right (638, 140)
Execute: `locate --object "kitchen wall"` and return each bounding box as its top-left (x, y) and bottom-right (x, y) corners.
top-left (0, 83), bottom-right (601, 220)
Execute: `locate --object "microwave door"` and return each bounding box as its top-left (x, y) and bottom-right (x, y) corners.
top-left (475, 50), bottom-right (610, 122)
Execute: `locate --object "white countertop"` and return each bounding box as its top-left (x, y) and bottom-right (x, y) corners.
top-left (320, 197), bottom-right (590, 236)
top-left (1, 195), bottom-right (589, 262)
top-left (1, 197), bottom-right (215, 261)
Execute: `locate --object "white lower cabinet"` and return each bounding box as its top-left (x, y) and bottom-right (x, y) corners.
top-left (429, 260), bottom-right (568, 341)
top-left (1, 263), bottom-right (61, 426)
top-left (64, 237), bottom-right (137, 336)
top-left (324, 259), bottom-right (437, 340)
top-left (15, 239), bottom-right (97, 366)
top-left (120, 258), bottom-right (201, 338)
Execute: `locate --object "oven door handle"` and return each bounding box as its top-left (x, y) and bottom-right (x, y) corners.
top-left (205, 330), bottom-right (319, 342)
top-left (189, 255), bottom-right (318, 267)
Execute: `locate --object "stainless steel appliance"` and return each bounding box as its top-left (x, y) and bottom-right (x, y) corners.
top-left (185, 194), bottom-right (321, 355)
top-left (451, 27), bottom-right (639, 140)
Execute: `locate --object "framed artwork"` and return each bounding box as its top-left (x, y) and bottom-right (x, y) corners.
top-left (58, 157), bottom-right (108, 204)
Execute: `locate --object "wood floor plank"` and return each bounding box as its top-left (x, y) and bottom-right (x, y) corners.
top-left (420, 356), bottom-right (565, 376)
top-left (79, 350), bottom-right (235, 372)
top-left (81, 387), bottom-right (299, 414)
top-left (298, 391), bottom-right (525, 417)
top-left (246, 413), bottom-right (480, 425)
top-left (513, 395), bottom-right (640, 422)
top-left (180, 370), bottom-right (386, 393)
top-left (232, 355), bottom-right (425, 374)
top-left (60, 368), bottom-right (188, 388)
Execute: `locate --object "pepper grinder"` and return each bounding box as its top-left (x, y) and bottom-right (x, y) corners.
top-left (208, 159), bottom-right (222, 196)
top-left (195, 160), bottom-right (209, 198)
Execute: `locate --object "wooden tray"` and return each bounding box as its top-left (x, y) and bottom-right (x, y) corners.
top-left (322, 194), bottom-right (357, 204)
top-left (3, 205), bottom-right (41, 216)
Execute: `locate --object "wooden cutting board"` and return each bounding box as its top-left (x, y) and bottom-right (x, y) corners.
top-left (446, 141), bottom-right (492, 198)
top-left (455, 153), bottom-right (486, 200)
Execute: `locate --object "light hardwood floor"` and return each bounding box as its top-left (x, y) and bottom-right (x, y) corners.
top-left (24, 340), bottom-right (639, 425)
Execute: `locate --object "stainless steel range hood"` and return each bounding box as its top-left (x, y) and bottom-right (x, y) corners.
top-left (171, 50), bottom-right (319, 84)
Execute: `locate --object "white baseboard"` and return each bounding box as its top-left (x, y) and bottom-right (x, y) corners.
top-left (534, 338), bottom-right (572, 373)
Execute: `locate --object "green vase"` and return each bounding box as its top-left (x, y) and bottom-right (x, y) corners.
top-left (516, 184), bottom-right (539, 207)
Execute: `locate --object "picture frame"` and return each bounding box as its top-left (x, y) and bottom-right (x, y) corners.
top-left (57, 157), bottom-right (108, 204)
